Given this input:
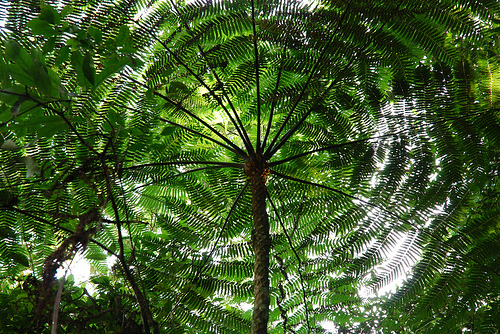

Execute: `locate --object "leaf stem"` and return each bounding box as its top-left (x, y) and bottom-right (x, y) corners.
top-left (264, 0), bottom-right (353, 158)
top-left (271, 170), bottom-right (500, 279)
top-left (124, 74), bottom-right (248, 157)
top-left (133, 17), bottom-right (255, 155)
top-left (169, 1), bottom-right (255, 156)
top-left (250, 0), bottom-right (262, 154)
top-left (123, 160), bottom-right (244, 170)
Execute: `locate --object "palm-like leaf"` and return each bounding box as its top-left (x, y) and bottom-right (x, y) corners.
top-left (0, 0), bottom-right (499, 333)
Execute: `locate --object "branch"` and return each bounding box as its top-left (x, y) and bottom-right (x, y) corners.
top-left (264, 0), bottom-right (353, 157)
top-left (133, 17), bottom-right (255, 155)
top-left (107, 98), bottom-right (239, 155)
top-left (268, 108), bottom-right (488, 167)
top-left (269, 131), bottom-right (393, 167)
top-left (270, 170), bottom-right (500, 279)
top-left (200, 181), bottom-right (249, 277)
top-left (250, 0), bottom-right (262, 154)
top-left (265, 57), bottom-right (355, 159)
top-left (5, 206), bottom-right (118, 258)
top-left (24, 94), bottom-right (99, 155)
top-left (169, 2), bottom-right (254, 156)
top-left (264, 0), bottom-right (406, 159)
top-left (0, 90), bottom-right (61, 128)
top-left (131, 166), bottom-right (227, 192)
top-left (123, 160), bottom-right (244, 171)
top-left (123, 74), bottom-right (247, 157)
top-left (163, 181), bottom-right (249, 325)
top-left (261, 60), bottom-right (284, 153)
top-left (102, 162), bottom-right (158, 334)
top-left (158, 117), bottom-right (238, 153)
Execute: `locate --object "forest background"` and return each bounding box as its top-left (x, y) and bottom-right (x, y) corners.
top-left (1, 0), bottom-right (500, 333)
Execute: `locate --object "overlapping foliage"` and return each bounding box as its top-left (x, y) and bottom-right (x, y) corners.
top-left (0, 0), bottom-right (499, 333)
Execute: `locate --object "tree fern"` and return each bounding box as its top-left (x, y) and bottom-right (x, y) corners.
top-left (1, 0), bottom-right (500, 333)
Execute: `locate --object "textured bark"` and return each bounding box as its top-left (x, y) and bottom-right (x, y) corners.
top-left (245, 156), bottom-right (271, 334)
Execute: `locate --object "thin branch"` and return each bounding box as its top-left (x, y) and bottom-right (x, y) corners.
top-left (5, 206), bottom-right (118, 258)
top-left (133, 17), bottom-right (255, 155)
top-left (269, 131), bottom-right (393, 167)
top-left (265, 57), bottom-right (355, 159)
top-left (261, 60), bottom-right (284, 153)
top-left (267, 191), bottom-right (311, 333)
top-left (169, 1), bottom-right (254, 156)
top-left (265, 0), bottom-right (406, 159)
top-left (268, 108), bottom-right (487, 167)
top-left (51, 273), bottom-right (66, 334)
top-left (109, 132), bottom-right (143, 297)
top-left (0, 93), bottom-right (54, 128)
top-left (23, 94), bottom-right (99, 155)
top-left (250, 0), bottom-right (262, 154)
top-left (124, 74), bottom-right (247, 157)
top-left (270, 170), bottom-right (500, 279)
top-left (103, 171), bottom-right (125, 264)
top-left (108, 99), bottom-right (239, 154)
top-left (123, 160), bottom-right (244, 171)
top-left (264, 0), bottom-right (353, 157)
top-left (158, 117), bottom-right (238, 153)
top-left (101, 218), bottom-right (148, 225)
top-left (200, 181), bottom-right (249, 276)
top-left (131, 166), bottom-right (226, 192)
top-left (290, 195), bottom-right (306, 240)
top-left (163, 181), bottom-right (249, 326)
top-left (102, 162), bottom-right (158, 334)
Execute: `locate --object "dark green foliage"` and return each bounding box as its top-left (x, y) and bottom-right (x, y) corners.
top-left (0, 0), bottom-right (499, 333)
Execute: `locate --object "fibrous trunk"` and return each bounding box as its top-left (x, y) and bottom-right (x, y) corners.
top-left (245, 155), bottom-right (271, 334)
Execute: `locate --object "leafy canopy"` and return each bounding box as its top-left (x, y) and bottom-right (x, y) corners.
top-left (0, 0), bottom-right (500, 333)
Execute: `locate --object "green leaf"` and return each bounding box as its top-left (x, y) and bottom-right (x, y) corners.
top-left (0, 50), bottom-right (8, 84)
top-left (54, 46), bottom-right (71, 66)
top-left (107, 110), bottom-right (125, 128)
top-left (88, 26), bottom-right (103, 45)
top-left (82, 51), bottom-right (95, 86)
top-left (94, 57), bottom-right (130, 88)
top-left (27, 18), bottom-right (56, 38)
top-left (10, 95), bottom-right (28, 118)
top-left (166, 81), bottom-right (189, 94)
top-left (32, 59), bottom-right (54, 96)
top-left (91, 276), bottom-right (111, 287)
top-left (0, 189), bottom-right (19, 206)
top-left (5, 64), bottom-right (35, 86)
top-left (42, 37), bottom-right (57, 54)
top-left (3, 40), bottom-right (32, 71)
top-left (161, 126), bottom-right (177, 136)
top-left (70, 51), bottom-right (86, 87)
top-left (39, 4), bottom-right (60, 25)
top-left (18, 114), bottom-right (69, 137)
top-left (120, 44), bottom-right (136, 54)
top-left (11, 100), bottom-right (21, 117)
top-left (86, 252), bottom-right (107, 261)
top-left (145, 87), bottom-right (155, 100)
top-left (10, 252), bottom-right (29, 267)
top-left (0, 226), bottom-right (15, 239)
top-left (0, 86), bottom-right (25, 105)
top-left (115, 25), bottom-right (131, 47)
top-left (37, 118), bottom-right (68, 137)
top-left (60, 5), bottom-right (74, 18)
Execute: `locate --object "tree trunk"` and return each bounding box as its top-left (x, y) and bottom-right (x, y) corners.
top-left (245, 155), bottom-right (271, 334)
